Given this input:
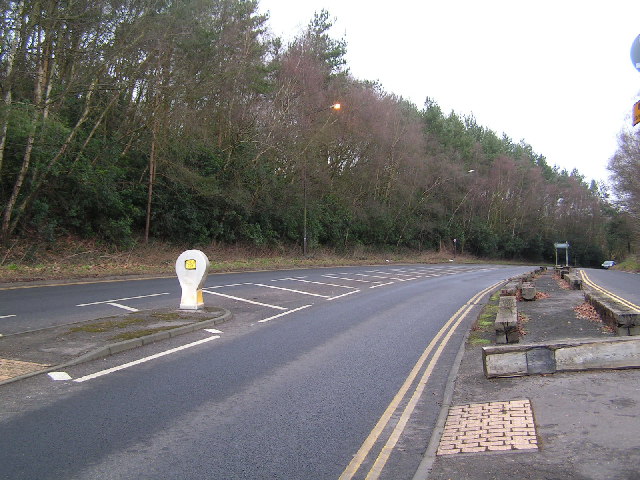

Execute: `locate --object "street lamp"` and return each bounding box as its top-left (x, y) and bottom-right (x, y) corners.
top-left (447, 169), bottom-right (477, 256)
top-left (302, 102), bottom-right (342, 256)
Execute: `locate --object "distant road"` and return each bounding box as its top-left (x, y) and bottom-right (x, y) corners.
top-left (581, 268), bottom-right (640, 309)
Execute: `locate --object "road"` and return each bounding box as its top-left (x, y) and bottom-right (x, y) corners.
top-left (580, 268), bottom-right (640, 310)
top-left (2, 264), bottom-right (536, 479)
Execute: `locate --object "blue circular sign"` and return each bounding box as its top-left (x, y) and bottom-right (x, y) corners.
top-left (632, 34), bottom-right (640, 72)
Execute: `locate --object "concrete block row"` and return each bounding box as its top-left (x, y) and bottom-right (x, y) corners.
top-left (585, 291), bottom-right (640, 336)
top-left (495, 296), bottom-right (518, 344)
top-left (494, 272), bottom-right (542, 344)
top-left (564, 273), bottom-right (582, 290)
top-left (483, 337), bottom-right (640, 378)
top-left (521, 282), bottom-right (536, 300)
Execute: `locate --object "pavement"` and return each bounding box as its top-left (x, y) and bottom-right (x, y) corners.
top-left (2, 270), bottom-right (640, 479)
top-left (417, 269), bottom-right (640, 480)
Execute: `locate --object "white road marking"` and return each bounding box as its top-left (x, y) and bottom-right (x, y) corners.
top-left (202, 290), bottom-right (287, 310)
top-left (48, 372), bottom-right (72, 381)
top-left (354, 274), bottom-right (400, 280)
top-left (278, 278), bottom-right (357, 289)
top-left (0, 314), bottom-right (16, 319)
top-left (322, 275), bottom-right (373, 284)
top-left (77, 293), bottom-right (170, 307)
top-left (258, 304), bottom-right (313, 323)
top-left (253, 283), bottom-right (331, 298)
top-left (205, 283), bottom-right (245, 289)
top-left (74, 335), bottom-right (221, 383)
top-left (106, 302), bottom-right (139, 312)
top-left (204, 329), bottom-right (223, 334)
top-left (327, 290), bottom-right (361, 301)
top-left (370, 282), bottom-right (395, 289)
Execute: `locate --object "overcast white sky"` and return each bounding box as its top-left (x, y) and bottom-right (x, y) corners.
top-left (258, 0), bottom-right (640, 185)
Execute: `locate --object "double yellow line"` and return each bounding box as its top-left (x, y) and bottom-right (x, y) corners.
top-left (580, 270), bottom-right (640, 312)
top-left (339, 281), bottom-right (502, 480)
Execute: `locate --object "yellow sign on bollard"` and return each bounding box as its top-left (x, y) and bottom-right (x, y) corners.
top-left (633, 100), bottom-right (640, 127)
top-left (176, 250), bottom-right (210, 310)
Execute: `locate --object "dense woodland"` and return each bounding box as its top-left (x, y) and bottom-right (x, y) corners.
top-left (1, 0), bottom-right (637, 266)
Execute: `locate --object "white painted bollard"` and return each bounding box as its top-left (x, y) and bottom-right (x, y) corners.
top-left (176, 250), bottom-right (210, 310)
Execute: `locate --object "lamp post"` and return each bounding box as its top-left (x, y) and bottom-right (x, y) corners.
top-left (302, 103), bottom-right (342, 256)
top-left (446, 169), bottom-right (476, 255)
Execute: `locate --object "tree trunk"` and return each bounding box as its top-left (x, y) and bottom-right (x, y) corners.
top-left (8, 79), bottom-right (97, 235)
top-left (1, 23), bottom-right (52, 244)
top-left (144, 128), bottom-right (158, 244)
top-left (0, 0), bottom-right (26, 175)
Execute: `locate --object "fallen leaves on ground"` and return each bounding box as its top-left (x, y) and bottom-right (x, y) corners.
top-left (574, 302), bottom-right (616, 333)
top-left (573, 302), bottom-right (601, 322)
top-left (534, 291), bottom-right (550, 300)
top-left (553, 273), bottom-right (571, 290)
top-left (517, 312), bottom-right (529, 337)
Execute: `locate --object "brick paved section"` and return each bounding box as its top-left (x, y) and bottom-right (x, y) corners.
top-left (0, 358), bottom-right (49, 381)
top-left (437, 399), bottom-right (538, 455)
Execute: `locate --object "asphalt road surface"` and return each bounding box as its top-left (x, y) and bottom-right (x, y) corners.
top-left (581, 267), bottom-right (640, 308)
top-left (2, 264), bottom-right (537, 479)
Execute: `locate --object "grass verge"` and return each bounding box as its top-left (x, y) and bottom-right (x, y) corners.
top-left (0, 236), bottom-right (513, 283)
top-left (468, 292), bottom-right (500, 347)
top-left (69, 317), bottom-right (148, 333)
top-left (111, 326), bottom-right (179, 341)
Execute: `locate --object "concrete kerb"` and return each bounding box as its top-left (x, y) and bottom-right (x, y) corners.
top-left (0, 308), bottom-right (233, 386)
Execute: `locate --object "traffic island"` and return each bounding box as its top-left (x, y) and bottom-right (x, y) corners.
top-left (0, 306), bottom-right (232, 385)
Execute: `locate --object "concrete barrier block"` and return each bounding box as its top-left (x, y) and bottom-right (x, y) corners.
top-left (501, 282), bottom-right (519, 296)
top-left (499, 295), bottom-right (517, 310)
top-left (564, 273), bottom-right (582, 290)
top-left (483, 338), bottom-right (640, 378)
top-left (555, 339), bottom-right (640, 370)
top-left (483, 350), bottom-right (528, 377)
top-left (495, 296), bottom-right (519, 344)
top-left (521, 282), bottom-right (536, 301)
top-left (585, 292), bottom-right (640, 335)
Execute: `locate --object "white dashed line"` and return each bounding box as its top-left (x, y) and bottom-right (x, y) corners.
top-left (252, 283), bottom-right (331, 298)
top-left (278, 278), bottom-right (357, 289)
top-left (74, 334), bottom-right (221, 383)
top-left (258, 305), bottom-right (313, 323)
top-left (76, 293), bottom-right (170, 307)
top-left (203, 290), bottom-right (287, 310)
top-left (322, 275), bottom-right (374, 284)
top-left (327, 290), bottom-right (361, 301)
top-left (370, 282), bottom-right (395, 289)
top-left (106, 302), bottom-right (139, 312)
